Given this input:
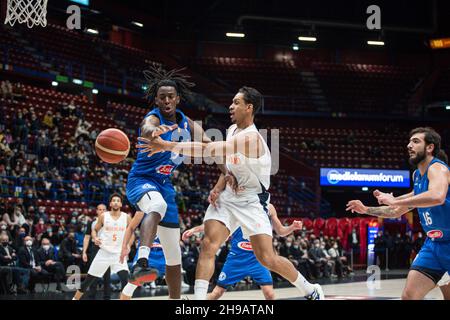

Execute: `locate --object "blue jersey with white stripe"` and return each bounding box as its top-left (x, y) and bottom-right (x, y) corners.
top-left (413, 157), bottom-right (450, 241)
top-left (128, 108), bottom-right (191, 181)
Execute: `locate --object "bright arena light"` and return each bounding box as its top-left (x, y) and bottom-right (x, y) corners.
top-left (51, 81), bottom-right (58, 86)
top-left (132, 21), bottom-right (144, 27)
top-left (73, 79), bottom-right (83, 85)
top-left (92, 88), bottom-right (99, 94)
top-left (298, 36), bottom-right (317, 42)
top-left (226, 32), bottom-right (245, 38)
top-left (446, 105), bottom-right (450, 110)
top-left (86, 28), bottom-right (99, 34)
top-left (367, 40), bottom-right (385, 46)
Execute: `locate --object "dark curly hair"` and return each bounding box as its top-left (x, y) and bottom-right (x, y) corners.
top-left (143, 65), bottom-right (195, 103)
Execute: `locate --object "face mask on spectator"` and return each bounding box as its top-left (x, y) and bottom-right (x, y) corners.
top-left (58, 231), bottom-right (64, 236)
top-left (47, 228), bottom-right (52, 233)
top-left (286, 242), bottom-right (292, 248)
top-left (26, 240), bottom-right (33, 247)
top-left (42, 245), bottom-right (50, 251)
top-left (71, 219), bottom-right (77, 224)
top-left (1, 225), bottom-right (6, 230)
top-left (50, 218), bottom-right (55, 224)
top-left (273, 241), bottom-right (278, 246)
top-left (39, 220), bottom-right (44, 225)
top-left (293, 245), bottom-right (299, 249)
top-left (19, 232), bottom-right (26, 237)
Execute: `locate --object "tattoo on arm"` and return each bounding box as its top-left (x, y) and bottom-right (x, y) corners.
top-left (366, 206), bottom-right (413, 218)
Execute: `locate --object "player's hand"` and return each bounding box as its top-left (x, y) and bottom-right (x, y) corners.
top-left (119, 246), bottom-right (130, 264)
top-left (208, 189), bottom-right (221, 208)
top-left (346, 200), bottom-right (368, 214)
top-left (224, 171), bottom-right (239, 194)
top-left (182, 229), bottom-right (196, 241)
top-left (151, 124), bottom-right (178, 138)
top-left (82, 253), bottom-right (88, 263)
top-left (136, 136), bottom-right (167, 157)
top-left (94, 237), bottom-right (102, 247)
top-left (376, 192), bottom-right (396, 206)
top-left (291, 220), bottom-right (303, 231)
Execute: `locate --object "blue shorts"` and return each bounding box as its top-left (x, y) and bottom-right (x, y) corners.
top-left (411, 238), bottom-right (450, 283)
top-left (217, 253), bottom-right (272, 288)
top-left (126, 176), bottom-right (179, 228)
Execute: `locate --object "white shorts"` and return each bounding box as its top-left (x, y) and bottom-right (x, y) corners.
top-left (204, 192), bottom-right (272, 240)
top-left (88, 248), bottom-right (129, 278)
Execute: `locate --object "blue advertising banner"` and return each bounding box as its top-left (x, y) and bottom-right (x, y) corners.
top-left (320, 168), bottom-right (410, 188)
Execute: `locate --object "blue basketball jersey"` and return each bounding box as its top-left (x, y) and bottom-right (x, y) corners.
top-left (229, 228), bottom-right (255, 257)
top-left (413, 157), bottom-right (450, 241)
top-left (128, 108), bottom-right (191, 181)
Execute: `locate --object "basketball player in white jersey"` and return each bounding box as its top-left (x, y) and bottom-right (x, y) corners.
top-left (137, 86), bottom-right (324, 300)
top-left (73, 194), bottom-right (131, 300)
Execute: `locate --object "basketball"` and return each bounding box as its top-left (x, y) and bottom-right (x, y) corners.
top-left (95, 128), bottom-right (130, 163)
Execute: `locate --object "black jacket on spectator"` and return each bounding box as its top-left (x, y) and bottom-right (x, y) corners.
top-left (0, 244), bottom-right (18, 266)
top-left (36, 247), bottom-right (57, 266)
top-left (58, 237), bottom-right (78, 261)
top-left (18, 246), bottom-right (39, 269)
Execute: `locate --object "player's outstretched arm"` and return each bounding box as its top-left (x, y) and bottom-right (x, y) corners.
top-left (137, 131), bottom-right (263, 160)
top-left (346, 200), bottom-right (411, 218)
top-left (182, 224), bottom-right (205, 241)
top-left (120, 212), bottom-right (144, 263)
top-left (376, 164), bottom-right (448, 208)
top-left (269, 204), bottom-right (303, 237)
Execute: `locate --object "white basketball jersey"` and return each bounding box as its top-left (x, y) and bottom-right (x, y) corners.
top-left (223, 124), bottom-right (271, 201)
top-left (100, 211), bottom-right (127, 253)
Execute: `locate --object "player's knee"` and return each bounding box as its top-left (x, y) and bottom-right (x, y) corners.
top-left (263, 289), bottom-right (275, 300)
top-left (200, 237), bottom-right (221, 256)
top-left (401, 287), bottom-right (417, 300)
top-left (137, 191), bottom-right (167, 218)
top-left (256, 253), bottom-right (277, 270)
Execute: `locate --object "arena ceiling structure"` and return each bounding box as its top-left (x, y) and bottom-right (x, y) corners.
top-left (47, 0), bottom-right (450, 51)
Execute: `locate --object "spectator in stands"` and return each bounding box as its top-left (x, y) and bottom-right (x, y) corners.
top-left (42, 111), bottom-right (54, 129)
top-left (403, 233), bottom-right (413, 269)
top-left (18, 235), bottom-right (49, 293)
top-left (181, 235), bottom-right (200, 286)
top-left (348, 228), bottom-right (360, 261)
top-left (374, 230), bottom-right (387, 269)
top-left (29, 113), bottom-right (41, 135)
top-left (308, 239), bottom-right (332, 278)
top-left (68, 100), bottom-right (76, 119)
top-left (52, 112), bottom-right (63, 130)
top-left (75, 119), bottom-right (92, 140)
top-left (1, 80), bottom-right (14, 101)
top-left (13, 227), bottom-right (28, 249)
top-left (58, 230), bottom-right (81, 270)
top-left (0, 233), bottom-right (29, 294)
top-left (33, 218), bottom-right (46, 239)
top-left (328, 240), bottom-right (344, 278)
top-left (37, 237), bottom-right (66, 291)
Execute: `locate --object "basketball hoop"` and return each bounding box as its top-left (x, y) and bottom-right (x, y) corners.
top-left (4, 0), bottom-right (48, 28)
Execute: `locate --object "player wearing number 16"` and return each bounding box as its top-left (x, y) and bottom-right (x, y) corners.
top-left (346, 127), bottom-right (450, 300)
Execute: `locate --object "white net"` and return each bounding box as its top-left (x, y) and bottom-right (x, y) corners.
top-left (4, 0), bottom-right (48, 28)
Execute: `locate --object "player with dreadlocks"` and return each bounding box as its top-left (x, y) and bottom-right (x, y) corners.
top-left (120, 66), bottom-right (233, 300)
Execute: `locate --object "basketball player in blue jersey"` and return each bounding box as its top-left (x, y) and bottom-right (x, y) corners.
top-left (125, 67), bottom-right (232, 300)
top-left (182, 203), bottom-right (303, 300)
top-left (347, 127), bottom-right (450, 300)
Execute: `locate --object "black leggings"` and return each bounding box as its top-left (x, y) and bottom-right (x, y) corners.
top-left (80, 270), bottom-right (129, 293)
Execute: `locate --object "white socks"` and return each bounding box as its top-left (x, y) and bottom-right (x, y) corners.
top-left (138, 246), bottom-right (150, 260)
top-left (194, 279), bottom-right (209, 300)
top-left (122, 282), bottom-right (138, 297)
top-left (291, 272), bottom-right (315, 296)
